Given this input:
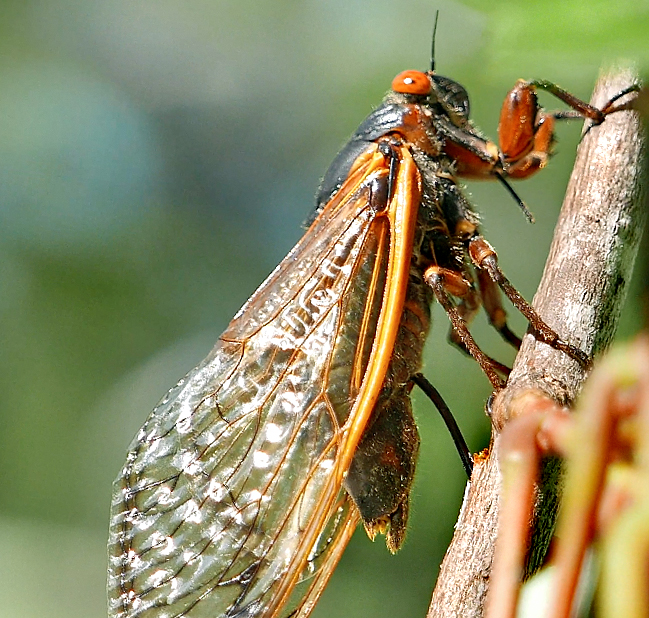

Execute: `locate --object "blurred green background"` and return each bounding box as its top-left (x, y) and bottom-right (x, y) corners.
top-left (0, 1), bottom-right (647, 617)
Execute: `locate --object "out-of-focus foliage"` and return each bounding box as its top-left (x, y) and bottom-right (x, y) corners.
top-left (0, 1), bottom-right (645, 616)
top-left (506, 336), bottom-right (649, 618)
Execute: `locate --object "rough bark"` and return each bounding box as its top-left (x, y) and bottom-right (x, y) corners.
top-left (427, 67), bottom-right (646, 618)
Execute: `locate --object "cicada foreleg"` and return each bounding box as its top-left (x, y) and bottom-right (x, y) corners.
top-left (498, 79), bottom-right (640, 179)
top-left (423, 264), bottom-right (508, 390)
top-left (468, 236), bottom-right (591, 370)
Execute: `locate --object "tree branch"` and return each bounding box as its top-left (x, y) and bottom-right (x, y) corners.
top-left (427, 67), bottom-right (646, 618)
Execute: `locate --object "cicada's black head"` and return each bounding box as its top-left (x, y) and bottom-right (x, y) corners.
top-left (428, 73), bottom-right (470, 127)
top-left (391, 70), bottom-right (470, 129)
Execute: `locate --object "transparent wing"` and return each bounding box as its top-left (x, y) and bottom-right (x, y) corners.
top-left (286, 494), bottom-right (360, 618)
top-left (107, 145), bottom-right (411, 618)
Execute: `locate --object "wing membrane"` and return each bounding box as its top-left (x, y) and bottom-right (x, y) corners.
top-left (108, 144), bottom-right (420, 618)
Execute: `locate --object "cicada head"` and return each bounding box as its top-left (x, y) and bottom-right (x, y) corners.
top-left (390, 69), bottom-right (471, 130)
top-left (428, 73), bottom-right (471, 127)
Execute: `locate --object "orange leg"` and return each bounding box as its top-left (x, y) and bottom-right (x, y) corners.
top-left (468, 236), bottom-right (591, 369)
top-left (424, 264), bottom-right (507, 389)
top-left (441, 79), bottom-right (638, 183)
top-left (498, 79), bottom-right (640, 180)
top-left (477, 268), bottom-right (522, 350)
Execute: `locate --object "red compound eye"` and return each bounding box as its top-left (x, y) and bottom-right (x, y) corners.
top-left (391, 70), bottom-right (431, 96)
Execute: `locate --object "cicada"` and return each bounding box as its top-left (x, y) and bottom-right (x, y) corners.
top-left (108, 50), bottom-right (634, 618)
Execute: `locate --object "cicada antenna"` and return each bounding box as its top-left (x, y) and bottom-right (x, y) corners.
top-left (430, 10), bottom-right (440, 72)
